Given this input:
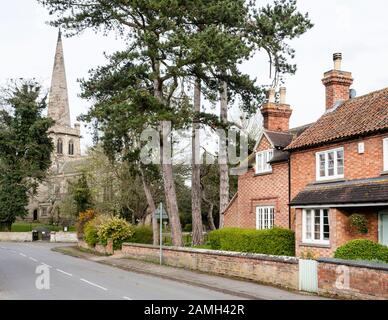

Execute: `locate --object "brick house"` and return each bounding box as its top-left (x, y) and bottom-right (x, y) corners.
top-left (224, 53), bottom-right (388, 258)
top-left (224, 87), bottom-right (311, 230)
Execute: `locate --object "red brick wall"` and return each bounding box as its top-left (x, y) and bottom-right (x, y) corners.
top-left (291, 133), bottom-right (388, 200)
top-left (121, 243), bottom-right (299, 290)
top-left (296, 208), bottom-right (379, 258)
top-left (224, 194), bottom-right (239, 227)
top-left (224, 136), bottom-right (290, 229)
top-left (291, 133), bottom-right (387, 257)
top-left (318, 261), bottom-right (388, 299)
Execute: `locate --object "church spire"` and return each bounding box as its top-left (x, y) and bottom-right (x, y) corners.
top-left (48, 29), bottom-right (71, 127)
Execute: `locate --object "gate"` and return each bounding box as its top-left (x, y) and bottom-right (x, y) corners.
top-left (299, 259), bottom-right (318, 293)
top-left (32, 227), bottom-right (51, 241)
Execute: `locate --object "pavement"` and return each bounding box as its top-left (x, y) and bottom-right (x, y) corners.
top-left (0, 242), bottom-right (328, 300)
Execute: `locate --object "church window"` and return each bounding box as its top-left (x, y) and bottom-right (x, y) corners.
top-left (68, 140), bottom-right (74, 155)
top-left (57, 138), bottom-right (63, 154)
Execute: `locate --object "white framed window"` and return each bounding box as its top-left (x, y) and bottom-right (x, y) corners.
top-left (255, 149), bottom-right (273, 174)
top-left (383, 138), bottom-right (388, 171)
top-left (316, 147), bottom-right (344, 181)
top-left (302, 209), bottom-right (330, 245)
top-left (256, 206), bottom-right (274, 230)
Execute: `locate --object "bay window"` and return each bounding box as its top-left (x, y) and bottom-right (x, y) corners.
top-left (302, 209), bottom-right (330, 245)
top-left (316, 147), bottom-right (344, 181)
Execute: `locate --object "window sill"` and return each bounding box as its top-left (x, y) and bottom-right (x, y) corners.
top-left (254, 171), bottom-right (272, 177)
top-left (299, 242), bottom-right (330, 248)
top-left (313, 178), bottom-right (346, 185)
top-left (381, 170), bottom-right (388, 176)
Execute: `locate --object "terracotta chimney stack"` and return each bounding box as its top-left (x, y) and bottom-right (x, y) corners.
top-left (322, 53), bottom-right (353, 110)
top-left (261, 88), bottom-right (292, 132)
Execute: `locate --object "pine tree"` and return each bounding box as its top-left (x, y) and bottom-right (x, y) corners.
top-left (38, 0), bottom-right (312, 244)
top-left (0, 80), bottom-right (54, 231)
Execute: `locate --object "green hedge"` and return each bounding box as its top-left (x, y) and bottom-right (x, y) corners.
top-left (208, 227), bottom-right (295, 256)
top-left (334, 239), bottom-right (388, 263)
top-left (129, 226), bottom-right (153, 244)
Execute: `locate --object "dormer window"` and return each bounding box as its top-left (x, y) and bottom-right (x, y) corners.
top-left (316, 147), bottom-right (344, 181)
top-left (383, 138), bottom-right (388, 171)
top-left (56, 138), bottom-right (63, 155)
top-left (68, 140), bottom-right (74, 155)
top-left (255, 149), bottom-right (273, 174)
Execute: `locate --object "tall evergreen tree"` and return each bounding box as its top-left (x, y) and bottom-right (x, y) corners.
top-left (38, 0), bottom-right (312, 244)
top-left (0, 80), bottom-right (54, 231)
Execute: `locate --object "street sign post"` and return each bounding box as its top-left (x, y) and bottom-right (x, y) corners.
top-left (155, 203), bottom-right (168, 265)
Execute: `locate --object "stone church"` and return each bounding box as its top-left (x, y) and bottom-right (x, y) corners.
top-left (26, 30), bottom-right (86, 222)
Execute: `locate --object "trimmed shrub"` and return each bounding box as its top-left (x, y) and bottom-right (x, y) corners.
top-left (84, 222), bottom-right (99, 247)
top-left (97, 217), bottom-right (134, 250)
top-left (334, 239), bottom-right (388, 263)
top-left (83, 215), bottom-right (107, 247)
top-left (208, 227), bottom-right (295, 256)
top-left (130, 226), bottom-right (153, 244)
top-left (76, 209), bottom-right (96, 239)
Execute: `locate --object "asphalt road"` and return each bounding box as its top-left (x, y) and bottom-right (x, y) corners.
top-left (0, 242), bottom-right (242, 300)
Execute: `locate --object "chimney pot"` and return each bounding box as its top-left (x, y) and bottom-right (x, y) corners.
top-left (266, 88), bottom-right (275, 103)
top-left (279, 87), bottom-right (286, 104)
top-left (333, 52), bottom-right (342, 70)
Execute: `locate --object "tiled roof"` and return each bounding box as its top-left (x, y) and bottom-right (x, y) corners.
top-left (286, 88), bottom-right (388, 150)
top-left (265, 130), bottom-right (293, 148)
top-left (290, 176), bottom-right (388, 206)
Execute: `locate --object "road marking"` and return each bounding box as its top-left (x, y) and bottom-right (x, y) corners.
top-left (42, 263), bottom-right (52, 268)
top-left (19, 253), bottom-right (27, 257)
top-left (56, 269), bottom-right (72, 277)
top-left (29, 257), bottom-right (38, 262)
top-left (80, 278), bottom-right (108, 291)
top-left (122, 296), bottom-right (133, 300)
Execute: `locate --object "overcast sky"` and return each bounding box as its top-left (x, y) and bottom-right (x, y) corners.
top-left (1, 0), bottom-right (387, 153)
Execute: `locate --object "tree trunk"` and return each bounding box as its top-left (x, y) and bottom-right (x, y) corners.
top-left (161, 157), bottom-right (183, 247)
top-left (219, 81), bottom-right (229, 228)
top-left (191, 79), bottom-right (203, 245)
top-left (154, 64), bottom-right (183, 247)
top-left (202, 190), bottom-right (216, 231)
top-left (140, 168), bottom-right (159, 245)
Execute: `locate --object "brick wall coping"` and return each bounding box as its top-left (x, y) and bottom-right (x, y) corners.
top-left (318, 257), bottom-right (388, 271)
top-left (122, 242), bottom-right (298, 264)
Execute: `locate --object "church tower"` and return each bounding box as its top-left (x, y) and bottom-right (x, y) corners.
top-left (48, 30), bottom-right (81, 160)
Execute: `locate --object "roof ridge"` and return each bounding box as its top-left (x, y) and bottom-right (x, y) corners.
top-left (343, 86), bottom-right (388, 104)
top-left (286, 86), bottom-right (388, 150)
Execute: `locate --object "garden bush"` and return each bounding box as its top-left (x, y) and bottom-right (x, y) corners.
top-left (208, 227), bottom-right (295, 256)
top-left (84, 221), bottom-right (99, 247)
top-left (97, 217), bottom-right (134, 250)
top-left (130, 226), bottom-right (153, 244)
top-left (76, 209), bottom-right (96, 239)
top-left (334, 239), bottom-right (388, 263)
